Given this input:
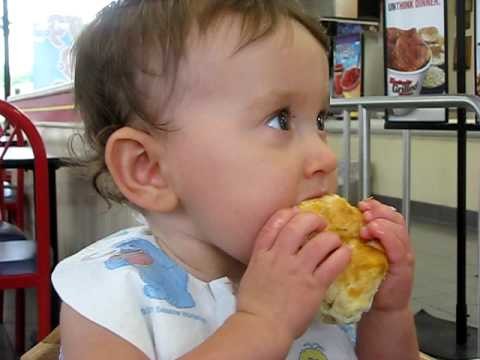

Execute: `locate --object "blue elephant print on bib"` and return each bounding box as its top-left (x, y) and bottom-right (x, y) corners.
top-left (104, 238), bottom-right (195, 309)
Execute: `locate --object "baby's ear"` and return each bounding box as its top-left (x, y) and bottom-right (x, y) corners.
top-left (105, 127), bottom-right (178, 212)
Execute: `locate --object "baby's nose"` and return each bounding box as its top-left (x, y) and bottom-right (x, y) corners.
top-left (302, 138), bottom-right (337, 178)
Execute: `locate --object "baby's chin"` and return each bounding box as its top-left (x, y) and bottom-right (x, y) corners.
top-left (224, 254), bottom-right (248, 283)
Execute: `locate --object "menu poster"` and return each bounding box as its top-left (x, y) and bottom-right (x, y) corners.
top-left (332, 34), bottom-right (363, 99)
top-left (384, 0), bottom-right (448, 123)
top-left (476, 0), bottom-right (480, 96)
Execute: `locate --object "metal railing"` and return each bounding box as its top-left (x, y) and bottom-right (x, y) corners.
top-left (330, 94), bottom-right (480, 353)
top-left (331, 95), bottom-right (480, 223)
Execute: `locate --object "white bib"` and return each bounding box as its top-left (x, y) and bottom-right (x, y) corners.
top-left (52, 226), bottom-right (357, 360)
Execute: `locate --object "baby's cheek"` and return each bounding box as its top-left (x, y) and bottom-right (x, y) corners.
top-left (232, 212), bottom-right (266, 258)
top-left (194, 202), bottom-right (261, 262)
top-left (232, 205), bottom-right (280, 261)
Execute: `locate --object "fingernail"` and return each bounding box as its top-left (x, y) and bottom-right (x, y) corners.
top-left (370, 221), bottom-right (385, 235)
top-left (272, 217), bottom-right (286, 229)
top-left (359, 200), bottom-right (371, 209)
top-left (364, 211), bottom-right (373, 221)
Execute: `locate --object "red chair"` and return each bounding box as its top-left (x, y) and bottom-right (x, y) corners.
top-left (0, 100), bottom-right (51, 354)
top-left (0, 124), bottom-right (25, 230)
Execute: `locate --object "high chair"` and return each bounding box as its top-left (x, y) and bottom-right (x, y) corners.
top-left (0, 100), bottom-right (52, 354)
top-left (21, 326), bottom-right (60, 360)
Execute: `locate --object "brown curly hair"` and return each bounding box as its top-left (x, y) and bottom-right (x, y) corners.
top-left (72, 0), bottom-right (329, 203)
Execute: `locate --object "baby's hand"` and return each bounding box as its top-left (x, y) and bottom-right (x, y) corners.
top-left (237, 208), bottom-right (351, 342)
top-left (358, 198), bottom-right (415, 312)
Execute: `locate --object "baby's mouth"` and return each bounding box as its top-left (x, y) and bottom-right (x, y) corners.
top-left (299, 191), bottom-right (330, 203)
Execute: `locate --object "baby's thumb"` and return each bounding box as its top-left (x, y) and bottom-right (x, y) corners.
top-left (253, 208), bottom-right (297, 253)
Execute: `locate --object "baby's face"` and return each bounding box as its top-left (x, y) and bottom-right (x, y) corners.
top-left (159, 17), bottom-right (336, 265)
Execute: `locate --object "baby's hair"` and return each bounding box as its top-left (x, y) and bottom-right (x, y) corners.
top-left (72, 0), bottom-right (329, 203)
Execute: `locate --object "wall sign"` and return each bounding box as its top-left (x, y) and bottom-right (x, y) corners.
top-left (384, 0), bottom-right (448, 123)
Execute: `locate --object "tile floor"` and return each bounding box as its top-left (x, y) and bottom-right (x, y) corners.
top-left (410, 220), bottom-right (479, 360)
top-left (410, 220), bottom-right (479, 329)
top-left (1, 218), bottom-right (479, 359)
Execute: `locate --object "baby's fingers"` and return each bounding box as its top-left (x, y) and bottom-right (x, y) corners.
top-left (361, 219), bottom-right (407, 264)
top-left (298, 232), bottom-right (342, 273)
top-left (360, 199), bottom-right (404, 226)
top-left (254, 209), bottom-right (297, 253)
top-left (272, 212), bottom-right (327, 255)
top-left (313, 245), bottom-right (351, 287)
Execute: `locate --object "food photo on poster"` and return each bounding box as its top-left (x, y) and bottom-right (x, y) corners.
top-left (333, 33), bottom-right (363, 100)
top-left (384, 0), bottom-right (447, 122)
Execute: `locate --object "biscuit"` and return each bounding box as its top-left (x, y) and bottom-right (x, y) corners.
top-left (299, 195), bottom-right (389, 324)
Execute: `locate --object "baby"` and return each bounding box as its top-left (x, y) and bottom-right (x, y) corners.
top-left (53, 1), bottom-right (419, 359)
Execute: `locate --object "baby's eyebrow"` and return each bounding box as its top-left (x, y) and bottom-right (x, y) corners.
top-left (247, 90), bottom-right (330, 114)
top-left (248, 90), bottom-right (293, 110)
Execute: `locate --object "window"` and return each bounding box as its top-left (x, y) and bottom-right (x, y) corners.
top-left (8, 0), bottom-right (112, 96)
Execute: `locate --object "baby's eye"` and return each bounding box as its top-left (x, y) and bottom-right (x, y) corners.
top-left (317, 111), bottom-right (328, 131)
top-left (266, 108), bottom-right (291, 131)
